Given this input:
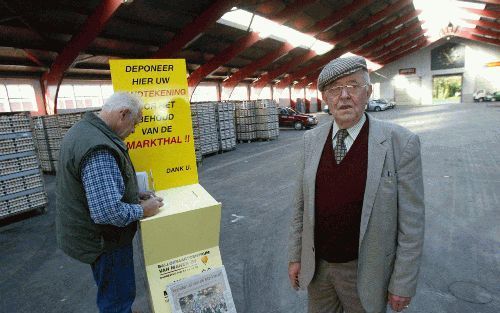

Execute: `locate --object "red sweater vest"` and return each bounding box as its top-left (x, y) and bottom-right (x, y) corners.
top-left (315, 120), bottom-right (369, 263)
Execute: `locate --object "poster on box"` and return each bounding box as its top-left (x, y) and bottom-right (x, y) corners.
top-left (166, 266), bottom-right (236, 313)
top-left (145, 247), bottom-right (223, 312)
top-left (109, 59), bottom-right (198, 190)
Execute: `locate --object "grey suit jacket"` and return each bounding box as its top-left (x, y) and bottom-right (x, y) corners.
top-left (288, 114), bottom-right (425, 313)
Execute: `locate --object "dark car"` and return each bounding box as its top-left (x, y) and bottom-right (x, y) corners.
top-left (486, 91), bottom-right (500, 102)
top-left (366, 99), bottom-right (395, 112)
top-left (278, 107), bottom-right (318, 130)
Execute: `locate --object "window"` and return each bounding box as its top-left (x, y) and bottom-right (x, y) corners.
top-left (0, 84), bottom-right (38, 112)
top-left (58, 83), bottom-right (113, 110)
top-left (191, 83), bottom-right (218, 102)
top-left (229, 84), bottom-right (249, 101)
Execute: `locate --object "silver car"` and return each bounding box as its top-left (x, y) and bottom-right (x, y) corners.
top-left (366, 99), bottom-right (395, 112)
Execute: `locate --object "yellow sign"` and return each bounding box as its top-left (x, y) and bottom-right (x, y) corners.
top-left (109, 59), bottom-right (198, 190)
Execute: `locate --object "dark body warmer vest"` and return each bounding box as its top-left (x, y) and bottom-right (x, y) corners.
top-left (315, 120), bottom-right (369, 263)
top-left (56, 112), bottom-right (139, 264)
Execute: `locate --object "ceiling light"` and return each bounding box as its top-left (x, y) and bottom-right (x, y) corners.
top-left (218, 8), bottom-right (334, 55)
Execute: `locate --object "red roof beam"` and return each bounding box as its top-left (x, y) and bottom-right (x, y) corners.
top-left (274, 9), bottom-right (422, 90)
top-left (153, 0), bottom-right (236, 58)
top-left (221, 42), bottom-right (294, 99)
top-left (361, 20), bottom-right (423, 57)
top-left (42, 0), bottom-right (122, 114)
top-left (457, 30), bottom-right (500, 46)
top-left (255, 0), bottom-right (416, 95)
top-left (358, 22), bottom-right (425, 59)
top-left (255, 0), bottom-right (283, 16)
top-left (462, 8), bottom-right (500, 19)
top-left (463, 18), bottom-right (500, 31)
top-left (273, 47), bottom-right (347, 93)
top-left (475, 0), bottom-right (500, 4)
top-left (379, 36), bottom-right (429, 64)
top-left (371, 30), bottom-right (427, 62)
top-left (187, 32), bottom-right (261, 94)
top-left (294, 69), bottom-right (321, 90)
top-left (23, 49), bottom-right (45, 67)
top-left (462, 27), bottom-right (500, 39)
top-left (382, 40), bottom-right (430, 65)
top-left (251, 49), bottom-right (317, 97)
top-left (306, 0), bottom-right (373, 36)
top-left (355, 11), bottom-right (422, 51)
top-left (241, 0), bottom-right (413, 97)
top-left (327, 0), bottom-right (413, 44)
top-left (272, 0), bottom-right (317, 24)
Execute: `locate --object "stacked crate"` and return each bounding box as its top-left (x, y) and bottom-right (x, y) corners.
top-left (0, 112), bottom-right (48, 219)
top-left (235, 101), bottom-right (257, 142)
top-left (194, 102), bottom-right (219, 155)
top-left (32, 116), bottom-right (61, 172)
top-left (255, 99), bottom-right (279, 140)
top-left (216, 102), bottom-right (236, 151)
top-left (190, 103), bottom-right (203, 163)
top-left (58, 112), bottom-right (85, 138)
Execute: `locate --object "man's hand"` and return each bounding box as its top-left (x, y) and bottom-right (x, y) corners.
top-left (141, 196), bottom-right (164, 217)
top-left (388, 292), bottom-right (411, 312)
top-left (288, 262), bottom-right (301, 290)
top-left (139, 191), bottom-right (155, 200)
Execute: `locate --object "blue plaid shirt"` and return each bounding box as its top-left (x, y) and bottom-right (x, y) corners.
top-left (81, 149), bottom-right (143, 227)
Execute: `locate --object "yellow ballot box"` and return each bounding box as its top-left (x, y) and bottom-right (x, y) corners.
top-left (139, 183), bottom-right (223, 313)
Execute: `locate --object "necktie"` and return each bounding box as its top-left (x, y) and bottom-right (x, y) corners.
top-left (334, 129), bottom-right (348, 164)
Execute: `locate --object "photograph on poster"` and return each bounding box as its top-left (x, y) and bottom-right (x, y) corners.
top-left (166, 267), bottom-right (236, 313)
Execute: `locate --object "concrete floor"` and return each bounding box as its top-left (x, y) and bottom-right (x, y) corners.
top-left (1, 102), bottom-right (499, 313)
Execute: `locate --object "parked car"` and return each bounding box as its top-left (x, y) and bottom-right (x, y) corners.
top-left (366, 99), bottom-right (395, 112)
top-left (485, 91), bottom-right (500, 102)
top-left (278, 107), bottom-right (318, 130)
top-left (473, 89), bottom-right (488, 102)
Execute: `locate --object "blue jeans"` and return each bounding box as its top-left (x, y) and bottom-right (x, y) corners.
top-left (91, 243), bottom-right (136, 313)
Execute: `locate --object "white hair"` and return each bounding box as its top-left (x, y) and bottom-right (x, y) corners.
top-left (102, 92), bottom-right (143, 117)
top-left (360, 69), bottom-right (371, 85)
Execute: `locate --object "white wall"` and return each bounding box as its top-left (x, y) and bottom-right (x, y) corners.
top-left (370, 37), bottom-right (500, 105)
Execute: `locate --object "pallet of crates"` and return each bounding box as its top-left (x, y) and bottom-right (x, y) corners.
top-left (0, 112), bottom-right (48, 219)
top-left (195, 102), bottom-right (219, 157)
top-left (235, 101), bottom-right (257, 143)
top-left (255, 99), bottom-right (279, 141)
top-left (58, 111), bottom-right (85, 138)
top-left (216, 102), bottom-right (236, 152)
top-left (32, 115), bottom-right (61, 173)
top-left (190, 102), bottom-right (203, 165)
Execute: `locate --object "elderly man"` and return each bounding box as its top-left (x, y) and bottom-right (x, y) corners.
top-left (56, 92), bottom-right (164, 313)
top-left (288, 56), bottom-right (425, 313)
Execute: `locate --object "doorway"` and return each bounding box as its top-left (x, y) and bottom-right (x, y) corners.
top-left (432, 75), bottom-right (462, 104)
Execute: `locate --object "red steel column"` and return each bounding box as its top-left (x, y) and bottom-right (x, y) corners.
top-left (153, 0), bottom-right (237, 58)
top-left (41, 0), bottom-right (122, 114)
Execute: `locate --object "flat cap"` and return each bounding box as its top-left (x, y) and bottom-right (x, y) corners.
top-left (317, 56), bottom-right (367, 92)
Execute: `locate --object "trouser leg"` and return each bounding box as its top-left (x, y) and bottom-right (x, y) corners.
top-left (91, 243), bottom-right (136, 313)
top-left (308, 259), bottom-right (343, 313)
top-left (329, 259), bottom-right (365, 313)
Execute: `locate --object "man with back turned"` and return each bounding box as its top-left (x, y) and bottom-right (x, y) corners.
top-left (56, 92), bottom-right (164, 313)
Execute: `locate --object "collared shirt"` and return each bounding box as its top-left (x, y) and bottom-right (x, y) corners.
top-left (332, 113), bottom-right (366, 152)
top-left (81, 149), bottom-right (143, 227)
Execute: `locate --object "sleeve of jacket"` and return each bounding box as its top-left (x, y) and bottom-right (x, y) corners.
top-left (288, 133), bottom-right (306, 263)
top-left (388, 133), bottom-right (425, 297)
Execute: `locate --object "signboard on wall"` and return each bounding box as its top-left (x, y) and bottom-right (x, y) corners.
top-left (399, 68), bottom-right (416, 75)
top-left (431, 42), bottom-right (465, 70)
